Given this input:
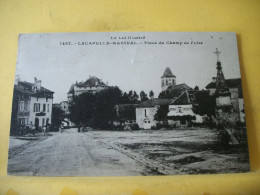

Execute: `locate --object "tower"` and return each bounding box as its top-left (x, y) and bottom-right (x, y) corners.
top-left (214, 48), bottom-right (232, 118)
top-left (214, 48), bottom-right (230, 97)
top-left (161, 67), bottom-right (176, 91)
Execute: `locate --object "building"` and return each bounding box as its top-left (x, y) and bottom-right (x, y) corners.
top-left (161, 67), bottom-right (176, 91)
top-left (136, 98), bottom-right (173, 129)
top-left (167, 90), bottom-right (202, 127)
top-left (205, 49), bottom-right (245, 123)
top-left (67, 76), bottom-right (109, 101)
top-left (10, 77), bottom-right (54, 135)
top-left (206, 78), bottom-right (245, 123)
top-left (60, 101), bottom-right (69, 114)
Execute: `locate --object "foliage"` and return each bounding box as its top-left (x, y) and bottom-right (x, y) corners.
top-left (51, 106), bottom-right (65, 129)
top-left (154, 105), bottom-right (169, 121)
top-left (194, 86), bottom-right (199, 90)
top-left (149, 90), bottom-right (154, 99)
top-left (119, 90), bottom-right (139, 104)
top-left (69, 86), bottom-right (127, 129)
top-left (158, 90), bottom-right (172, 99)
top-left (140, 91), bottom-right (148, 102)
top-left (192, 90), bottom-right (216, 116)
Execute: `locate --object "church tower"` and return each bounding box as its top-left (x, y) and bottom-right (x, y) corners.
top-left (161, 67), bottom-right (176, 91)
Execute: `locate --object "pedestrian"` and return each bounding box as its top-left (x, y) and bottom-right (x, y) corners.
top-left (43, 125), bottom-right (47, 136)
top-left (59, 123), bottom-right (64, 134)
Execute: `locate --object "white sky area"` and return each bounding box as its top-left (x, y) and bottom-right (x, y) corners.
top-left (15, 32), bottom-right (242, 103)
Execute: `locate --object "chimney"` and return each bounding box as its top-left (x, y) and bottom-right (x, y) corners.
top-left (34, 77), bottom-right (41, 91)
top-left (14, 75), bottom-right (20, 85)
top-left (212, 77), bottom-right (217, 83)
top-left (36, 80), bottom-right (41, 91)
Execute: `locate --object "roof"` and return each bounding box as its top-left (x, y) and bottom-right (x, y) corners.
top-left (115, 104), bottom-right (138, 111)
top-left (14, 81), bottom-right (54, 98)
top-left (206, 78), bottom-right (242, 89)
top-left (163, 83), bottom-right (192, 98)
top-left (67, 84), bottom-right (74, 94)
top-left (161, 67), bottom-right (176, 78)
top-left (205, 78), bottom-right (243, 98)
top-left (171, 90), bottom-right (193, 105)
top-left (137, 98), bottom-right (173, 108)
top-left (78, 76), bottom-right (107, 87)
top-left (68, 76), bottom-right (108, 94)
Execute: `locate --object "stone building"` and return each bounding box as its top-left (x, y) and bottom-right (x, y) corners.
top-left (10, 77), bottom-right (54, 135)
top-left (67, 76), bottom-right (109, 101)
top-left (136, 99), bottom-right (173, 129)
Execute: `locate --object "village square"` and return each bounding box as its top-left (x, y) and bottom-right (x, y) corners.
top-left (8, 49), bottom-right (250, 176)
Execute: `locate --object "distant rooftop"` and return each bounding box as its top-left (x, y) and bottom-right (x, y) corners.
top-left (68, 76), bottom-right (108, 94)
top-left (137, 98), bottom-right (174, 108)
top-left (161, 67), bottom-right (176, 78)
top-left (15, 80), bottom-right (54, 98)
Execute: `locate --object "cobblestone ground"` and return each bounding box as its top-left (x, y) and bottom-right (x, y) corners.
top-left (8, 128), bottom-right (250, 176)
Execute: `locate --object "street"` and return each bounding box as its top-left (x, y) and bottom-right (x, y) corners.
top-left (8, 128), bottom-right (250, 176)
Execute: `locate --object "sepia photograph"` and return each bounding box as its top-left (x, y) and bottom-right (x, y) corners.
top-left (8, 32), bottom-right (250, 176)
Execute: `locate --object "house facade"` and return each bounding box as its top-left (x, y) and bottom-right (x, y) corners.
top-left (67, 76), bottom-right (109, 101)
top-left (167, 90), bottom-right (202, 127)
top-left (10, 77), bottom-right (54, 135)
top-left (136, 99), bottom-right (173, 129)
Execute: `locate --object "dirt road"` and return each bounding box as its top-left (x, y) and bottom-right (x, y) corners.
top-left (8, 128), bottom-right (250, 176)
top-left (8, 128), bottom-right (151, 176)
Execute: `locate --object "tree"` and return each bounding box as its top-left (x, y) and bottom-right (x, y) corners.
top-left (68, 87), bottom-right (123, 129)
top-left (158, 90), bottom-right (171, 99)
top-left (68, 92), bottom-right (96, 127)
top-left (149, 90), bottom-right (154, 99)
top-left (140, 91), bottom-right (148, 102)
top-left (94, 86), bottom-right (122, 128)
top-left (154, 105), bottom-right (169, 123)
top-left (194, 86), bottom-right (199, 90)
top-left (192, 90), bottom-right (216, 116)
top-left (51, 106), bottom-right (65, 131)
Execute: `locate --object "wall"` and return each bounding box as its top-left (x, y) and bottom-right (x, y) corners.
top-left (136, 107), bottom-right (157, 129)
top-left (29, 97), bottom-right (53, 127)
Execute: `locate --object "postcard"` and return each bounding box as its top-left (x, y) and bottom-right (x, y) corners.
top-left (8, 32), bottom-right (250, 176)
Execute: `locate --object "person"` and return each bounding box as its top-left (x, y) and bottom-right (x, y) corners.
top-left (59, 123), bottom-right (64, 134)
top-left (43, 125), bottom-right (47, 136)
top-left (45, 122), bottom-right (50, 136)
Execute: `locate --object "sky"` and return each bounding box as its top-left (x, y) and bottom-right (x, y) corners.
top-left (15, 32), bottom-right (242, 103)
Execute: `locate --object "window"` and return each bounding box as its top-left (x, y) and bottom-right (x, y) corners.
top-left (20, 101), bottom-right (24, 111)
top-left (166, 79), bottom-right (168, 85)
top-left (47, 104), bottom-right (49, 112)
top-left (34, 103), bottom-right (37, 112)
top-left (42, 118), bottom-right (45, 127)
top-left (43, 104), bottom-right (46, 112)
top-left (145, 109), bottom-right (147, 117)
top-left (34, 103), bottom-right (41, 112)
top-left (178, 107), bottom-right (183, 113)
